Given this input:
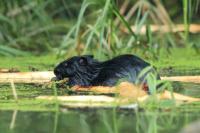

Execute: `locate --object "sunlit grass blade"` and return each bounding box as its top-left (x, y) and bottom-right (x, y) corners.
top-left (112, 3), bottom-right (137, 40)
top-left (183, 0), bottom-right (189, 42)
top-left (84, 0), bottom-right (111, 54)
top-left (0, 45), bottom-right (29, 56)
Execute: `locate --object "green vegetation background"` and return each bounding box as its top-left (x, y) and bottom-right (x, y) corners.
top-left (0, 2), bottom-right (200, 133)
top-left (0, 0), bottom-right (199, 67)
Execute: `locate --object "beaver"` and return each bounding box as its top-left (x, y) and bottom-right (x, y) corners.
top-left (54, 55), bottom-right (160, 90)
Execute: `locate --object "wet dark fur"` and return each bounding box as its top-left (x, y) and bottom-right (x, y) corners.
top-left (54, 55), bottom-right (160, 87)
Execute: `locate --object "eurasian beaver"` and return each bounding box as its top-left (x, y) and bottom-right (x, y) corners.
top-left (54, 55), bottom-right (160, 90)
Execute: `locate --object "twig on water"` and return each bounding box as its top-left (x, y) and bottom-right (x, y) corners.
top-left (10, 80), bottom-right (18, 100)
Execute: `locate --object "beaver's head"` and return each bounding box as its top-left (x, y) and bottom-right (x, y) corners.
top-left (54, 55), bottom-right (97, 81)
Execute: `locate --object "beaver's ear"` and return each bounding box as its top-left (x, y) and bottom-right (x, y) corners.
top-left (79, 55), bottom-right (94, 65)
top-left (78, 57), bottom-right (88, 66)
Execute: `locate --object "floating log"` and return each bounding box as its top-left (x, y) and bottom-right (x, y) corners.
top-left (71, 82), bottom-right (146, 98)
top-left (121, 24), bottom-right (200, 34)
top-left (36, 89), bottom-right (200, 109)
top-left (71, 82), bottom-right (200, 103)
top-left (0, 71), bottom-right (198, 107)
top-left (37, 95), bottom-right (116, 103)
top-left (0, 71), bottom-right (54, 83)
top-left (37, 95), bottom-right (138, 108)
top-left (161, 76), bottom-right (200, 83)
top-left (37, 81), bottom-right (200, 105)
top-left (159, 90), bottom-right (200, 102)
top-left (0, 71), bottom-right (200, 84)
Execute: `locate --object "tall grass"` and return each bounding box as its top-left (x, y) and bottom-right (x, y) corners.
top-left (0, 0), bottom-right (81, 56)
top-left (183, 0), bottom-right (189, 42)
top-left (0, 0), bottom-right (199, 57)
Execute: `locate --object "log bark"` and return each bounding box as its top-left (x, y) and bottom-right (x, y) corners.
top-left (37, 95), bottom-right (116, 103)
top-left (71, 82), bottom-right (200, 103)
top-left (37, 95), bottom-right (138, 108)
top-left (121, 24), bottom-right (200, 34)
top-left (161, 76), bottom-right (200, 83)
top-left (71, 82), bottom-right (147, 98)
top-left (1, 71), bottom-right (198, 104)
top-left (36, 89), bottom-right (200, 108)
top-left (1, 71), bottom-right (200, 83)
top-left (0, 71), bottom-right (54, 83)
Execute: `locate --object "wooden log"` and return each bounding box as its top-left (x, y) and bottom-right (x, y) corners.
top-left (37, 95), bottom-right (116, 103)
top-left (36, 90), bottom-right (200, 108)
top-left (37, 95), bottom-right (138, 108)
top-left (0, 71), bottom-right (200, 84)
top-left (159, 90), bottom-right (200, 102)
top-left (0, 71), bottom-right (54, 83)
top-left (161, 76), bottom-right (200, 83)
top-left (121, 24), bottom-right (200, 34)
top-left (71, 82), bottom-right (200, 103)
top-left (71, 82), bottom-right (147, 98)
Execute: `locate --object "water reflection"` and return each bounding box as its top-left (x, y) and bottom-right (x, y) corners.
top-left (1, 109), bottom-right (200, 133)
top-left (180, 120), bottom-right (200, 133)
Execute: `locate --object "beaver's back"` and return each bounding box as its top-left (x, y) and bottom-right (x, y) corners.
top-left (91, 54), bottom-right (159, 86)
